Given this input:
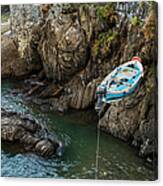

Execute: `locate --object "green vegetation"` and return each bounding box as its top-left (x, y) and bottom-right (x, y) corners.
top-left (96, 3), bottom-right (118, 28)
top-left (96, 3), bottom-right (115, 20)
top-left (98, 31), bottom-right (118, 47)
top-left (92, 39), bottom-right (100, 56)
top-left (106, 31), bottom-right (118, 42)
top-left (1, 12), bottom-right (10, 23)
top-left (92, 4), bottom-right (120, 59)
top-left (131, 16), bottom-right (142, 26)
top-left (92, 30), bottom-right (119, 58)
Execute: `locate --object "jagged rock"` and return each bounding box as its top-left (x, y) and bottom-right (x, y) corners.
top-left (1, 5), bottom-right (42, 79)
top-left (1, 35), bottom-right (42, 78)
top-left (99, 82), bottom-right (157, 158)
top-left (38, 4), bottom-right (96, 82)
top-left (10, 5), bottom-right (42, 63)
top-left (68, 77), bottom-right (98, 109)
top-left (1, 109), bottom-right (63, 157)
top-left (99, 86), bottom-right (144, 140)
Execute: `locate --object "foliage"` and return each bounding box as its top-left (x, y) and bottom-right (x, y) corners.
top-left (96, 3), bottom-right (118, 27)
top-left (1, 13), bottom-right (9, 23)
top-left (92, 30), bottom-right (119, 58)
top-left (131, 16), bottom-right (142, 26)
top-left (96, 4), bottom-right (113, 20)
top-left (92, 39), bottom-right (100, 57)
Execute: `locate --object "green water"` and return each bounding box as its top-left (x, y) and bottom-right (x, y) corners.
top-left (1, 80), bottom-right (155, 180)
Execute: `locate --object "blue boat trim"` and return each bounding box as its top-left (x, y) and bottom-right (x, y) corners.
top-left (95, 58), bottom-right (144, 110)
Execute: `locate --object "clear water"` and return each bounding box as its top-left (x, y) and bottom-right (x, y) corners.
top-left (1, 80), bottom-right (155, 180)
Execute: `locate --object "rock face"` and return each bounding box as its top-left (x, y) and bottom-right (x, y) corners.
top-left (2, 2), bottom-right (158, 159)
top-left (38, 4), bottom-right (90, 82)
top-left (1, 5), bottom-right (42, 78)
top-left (1, 36), bottom-right (41, 78)
top-left (99, 84), bottom-right (157, 157)
top-left (98, 4), bottom-right (158, 159)
top-left (1, 109), bottom-right (62, 157)
top-left (10, 4), bottom-right (41, 63)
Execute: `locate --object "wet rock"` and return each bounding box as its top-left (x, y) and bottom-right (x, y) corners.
top-left (1, 109), bottom-right (62, 157)
top-left (40, 104), bottom-right (51, 112)
top-left (99, 86), bottom-right (145, 139)
top-left (35, 139), bottom-right (55, 157)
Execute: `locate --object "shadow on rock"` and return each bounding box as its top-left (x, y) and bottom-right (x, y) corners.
top-left (1, 108), bottom-right (63, 157)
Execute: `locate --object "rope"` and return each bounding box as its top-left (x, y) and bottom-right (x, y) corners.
top-left (95, 122), bottom-right (100, 179)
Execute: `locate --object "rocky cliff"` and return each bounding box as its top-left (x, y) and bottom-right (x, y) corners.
top-left (1, 2), bottom-right (157, 160)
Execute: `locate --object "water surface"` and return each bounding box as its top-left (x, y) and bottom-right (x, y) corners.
top-left (1, 80), bottom-right (154, 180)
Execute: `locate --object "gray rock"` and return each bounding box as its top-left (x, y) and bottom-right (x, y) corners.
top-left (1, 109), bottom-right (62, 157)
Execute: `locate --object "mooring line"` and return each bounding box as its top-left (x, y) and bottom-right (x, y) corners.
top-left (95, 121), bottom-right (100, 179)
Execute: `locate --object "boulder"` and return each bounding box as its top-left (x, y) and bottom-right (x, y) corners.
top-left (1, 109), bottom-right (63, 157)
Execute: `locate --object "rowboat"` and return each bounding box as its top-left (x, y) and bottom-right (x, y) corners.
top-left (95, 57), bottom-right (144, 110)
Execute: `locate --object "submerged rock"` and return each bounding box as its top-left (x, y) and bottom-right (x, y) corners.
top-left (1, 109), bottom-right (63, 157)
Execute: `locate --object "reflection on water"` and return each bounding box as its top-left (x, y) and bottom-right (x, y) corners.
top-left (1, 80), bottom-right (154, 180)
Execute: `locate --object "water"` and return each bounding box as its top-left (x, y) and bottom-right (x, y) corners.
top-left (95, 120), bottom-right (100, 179)
top-left (1, 80), bottom-right (155, 180)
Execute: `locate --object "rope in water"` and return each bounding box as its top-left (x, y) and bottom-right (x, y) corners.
top-left (95, 122), bottom-right (100, 179)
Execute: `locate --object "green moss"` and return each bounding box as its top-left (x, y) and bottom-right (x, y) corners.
top-left (99, 32), bottom-right (106, 43)
top-left (96, 3), bottom-right (115, 21)
top-left (131, 16), bottom-right (141, 26)
top-left (98, 31), bottom-right (118, 45)
top-left (106, 31), bottom-right (118, 42)
top-left (92, 29), bottom-right (119, 59)
top-left (92, 40), bottom-right (100, 56)
top-left (92, 4), bottom-right (120, 59)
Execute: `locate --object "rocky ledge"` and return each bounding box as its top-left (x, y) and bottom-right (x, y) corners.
top-left (1, 109), bottom-right (63, 157)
